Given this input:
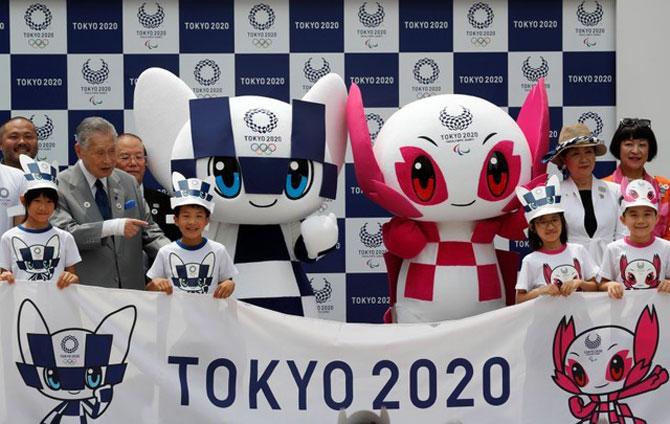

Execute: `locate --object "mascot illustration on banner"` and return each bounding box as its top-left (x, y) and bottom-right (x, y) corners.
top-left (15, 299), bottom-right (137, 423)
top-left (134, 68), bottom-right (347, 317)
top-left (347, 80), bottom-right (549, 322)
top-left (552, 306), bottom-right (669, 423)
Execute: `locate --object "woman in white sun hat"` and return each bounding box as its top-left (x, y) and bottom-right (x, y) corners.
top-left (543, 123), bottom-right (622, 264)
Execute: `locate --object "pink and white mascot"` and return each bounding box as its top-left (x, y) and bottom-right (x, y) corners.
top-left (348, 82), bottom-right (549, 322)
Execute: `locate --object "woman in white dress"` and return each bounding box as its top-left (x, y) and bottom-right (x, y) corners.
top-left (543, 123), bottom-right (622, 264)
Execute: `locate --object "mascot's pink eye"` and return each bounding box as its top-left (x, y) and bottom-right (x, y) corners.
top-left (411, 156), bottom-right (436, 202)
top-left (648, 190), bottom-right (655, 201)
top-left (477, 141), bottom-right (520, 202)
top-left (569, 361), bottom-right (588, 387)
top-left (628, 190), bottom-right (639, 199)
top-left (395, 146), bottom-right (448, 206)
top-left (605, 350), bottom-right (632, 382)
top-left (646, 272), bottom-right (654, 283)
top-left (486, 151), bottom-right (509, 197)
top-left (627, 273), bottom-right (635, 282)
top-left (608, 354), bottom-right (625, 381)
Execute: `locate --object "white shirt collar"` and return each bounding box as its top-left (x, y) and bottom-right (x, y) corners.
top-left (77, 160), bottom-right (107, 193)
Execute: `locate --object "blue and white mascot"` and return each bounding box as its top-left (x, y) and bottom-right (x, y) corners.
top-left (134, 69), bottom-right (347, 317)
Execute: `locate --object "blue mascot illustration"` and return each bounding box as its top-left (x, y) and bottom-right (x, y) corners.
top-left (11, 234), bottom-right (61, 281)
top-left (169, 251), bottom-right (215, 294)
top-left (15, 299), bottom-right (137, 423)
top-left (134, 68), bottom-right (347, 317)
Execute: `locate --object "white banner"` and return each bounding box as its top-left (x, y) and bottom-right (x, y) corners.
top-left (1, 282), bottom-right (669, 423)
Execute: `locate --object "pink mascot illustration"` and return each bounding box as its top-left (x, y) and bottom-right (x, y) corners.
top-left (552, 306), bottom-right (669, 423)
top-left (347, 81), bottom-right (549, 322)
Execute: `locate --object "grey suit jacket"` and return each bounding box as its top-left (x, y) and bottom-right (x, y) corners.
top-left (51, 166), bottom-right (169, 290)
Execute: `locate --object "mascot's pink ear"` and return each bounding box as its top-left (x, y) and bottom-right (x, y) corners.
top-left (516, 78), bottom-right (549, 178)
top-left (346, 84), bottom-right (421, 218)
top-left (346, 84), bottom-right (385, 196)
top-left (634, 305), bottom-right (659, 365)
top-left (552, 316), bottom-right (576, 372)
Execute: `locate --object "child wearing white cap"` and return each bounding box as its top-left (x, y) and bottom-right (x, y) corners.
top-left (599, 178), bottom-right (670, 298)
top-left (146, 172), bottom-right (238, 298)
top-left (515, 175), bottom-right (599, 304)
top-left (0, 155), bottom-right (81, 287)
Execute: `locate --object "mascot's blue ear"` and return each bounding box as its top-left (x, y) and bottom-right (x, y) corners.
top-left (134, 67), bottom-right (196, 192)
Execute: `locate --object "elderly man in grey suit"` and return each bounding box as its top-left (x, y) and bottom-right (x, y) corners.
top-left (51, 117), bottom-right (169, 290)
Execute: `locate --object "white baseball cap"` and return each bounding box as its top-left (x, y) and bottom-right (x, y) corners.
top-left (620, 178), bottom-right (659, 215)
top-left (19, 154), bottom-right (58, 195)
top-left (515, 174), bottom-right (564, 224)
top-left (170, 172), bottom-right (215, 214)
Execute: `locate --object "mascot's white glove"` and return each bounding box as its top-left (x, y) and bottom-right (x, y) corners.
top-left (300, 212), bottom-right (338, 259)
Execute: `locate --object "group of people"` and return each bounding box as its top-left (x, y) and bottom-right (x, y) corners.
top-left (515, 119), bottom-right (670, 303)
top-left (0, 116), bottom-right (237, 299)
top-left (0, 114), bottom-right (669, 312)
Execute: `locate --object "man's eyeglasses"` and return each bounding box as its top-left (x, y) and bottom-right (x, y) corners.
top-left (619, 118), bottom-right (651, 128)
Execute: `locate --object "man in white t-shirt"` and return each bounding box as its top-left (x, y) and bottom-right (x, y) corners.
top-left (0, 163), bottom-right (24, 236)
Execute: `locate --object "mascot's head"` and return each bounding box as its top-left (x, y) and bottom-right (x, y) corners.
top-left (134, 69), bottom-right (347, 225)
top-left (348, 81), bottom-right (549, 222)
top-left (15, 299), bottom-right (136, 401)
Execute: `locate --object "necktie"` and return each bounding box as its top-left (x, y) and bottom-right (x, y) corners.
top-left (94, 179), bottom-right (112, 220)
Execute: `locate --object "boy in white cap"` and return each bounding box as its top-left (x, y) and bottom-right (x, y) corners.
top-left (0, 154), bottom-right (81, 287)
top-left (515, 174), bottom-right (599, 303)
top-left (599, 178), bottom-right (670, 298)
top-left (146, 172), bottom-right (237, 298)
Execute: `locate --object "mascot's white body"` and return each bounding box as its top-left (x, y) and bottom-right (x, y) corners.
top-left (134, 69), bottom-right (347, 317)
top-left (348, 82), bottom-right (549, 323)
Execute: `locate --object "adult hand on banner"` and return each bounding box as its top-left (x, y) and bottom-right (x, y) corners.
top-left (146, 278), bottom-right (173, 295)
top-left (658, 279), bottom-right (670, 293)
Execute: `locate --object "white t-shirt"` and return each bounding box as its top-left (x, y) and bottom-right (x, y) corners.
top-left (0, 224), bottom-right (81, 283)
top-left (147, 238), bottom-right (239, 294)
top-left (0, 164), bottom-right (24, 236)
top-left (600, 236), bottom-right (670, 289)
top-left (516, 243), bottom-right (599, 292)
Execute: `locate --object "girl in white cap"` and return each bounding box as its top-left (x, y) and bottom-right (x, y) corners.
top-left (599, 178), bottom-right (670, 298)
top-left (0, 155), bottom-right (81, 287)
top-left (146, 172), bottom-right (238, 298)
top-left (514, 175), bottom-right (599, 303)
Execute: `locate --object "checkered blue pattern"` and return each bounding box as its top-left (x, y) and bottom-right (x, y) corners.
top-left (0, 0), bottom-right (616, 323)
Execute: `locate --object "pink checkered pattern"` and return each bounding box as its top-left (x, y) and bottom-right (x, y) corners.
top-left (395, 222), bottom-right (505, 320)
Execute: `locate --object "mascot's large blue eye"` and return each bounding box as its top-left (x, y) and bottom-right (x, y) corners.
top-left (85, 367), bottom-right (103, 389)
top-left (285, 159), bottom-right (313, 200)
top-left (44, 368), bottom-right (61, 390)
top-left (210, 156), bottom-right (241, 198)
